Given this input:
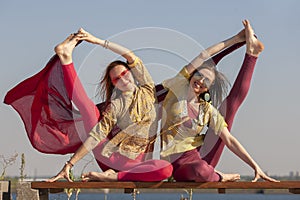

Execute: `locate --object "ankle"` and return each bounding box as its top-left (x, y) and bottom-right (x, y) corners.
top-left (247, 40), bottom-right (264, 57)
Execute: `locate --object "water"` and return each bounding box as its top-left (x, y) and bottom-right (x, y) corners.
top-left (11, 192), bottom-right (300, 200)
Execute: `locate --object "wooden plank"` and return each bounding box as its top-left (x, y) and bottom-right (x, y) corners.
top-left (31, 181), bottom-right (300, 190)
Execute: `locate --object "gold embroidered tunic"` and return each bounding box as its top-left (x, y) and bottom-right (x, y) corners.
top-left (90, 58), bottom-right (157, 159)
top-left (160, 66), bottom-right (227, 159)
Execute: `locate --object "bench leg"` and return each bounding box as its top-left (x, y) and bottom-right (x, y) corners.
top-left (38, 189), bottom-right (49, 200)
top-left (218, 188), bottom-right (226, 194)
top-left (124, 188), bottom-right (139, 200)
top-left (289, 188), bottom-right (300, 194)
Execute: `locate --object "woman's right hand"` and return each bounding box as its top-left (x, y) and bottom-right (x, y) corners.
top-left (252, 166), bottom-right (280, 182)
top-left (46, 163), bottom-right (73, 182)
top-left (235, 29), bottom-right (246, 43)
top-left (76, 28), bottom-right (100, 44)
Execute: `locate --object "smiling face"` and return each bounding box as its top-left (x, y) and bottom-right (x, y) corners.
top-left (189, 68), bottom-right (215, 96)
top-left (109, 64), bottom-right (136, 92)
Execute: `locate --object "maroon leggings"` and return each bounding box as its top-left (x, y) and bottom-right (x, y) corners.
top-left (61, 63), bottom-right (173, 181)
top-left (172, 43), bottom-right (258, 182)
top-left (202, 53), bottom-right (257, 167)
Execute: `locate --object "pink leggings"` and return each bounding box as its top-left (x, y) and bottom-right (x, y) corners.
top-left (61, 63), bottom-right (172, 181)
top-left (172, 43), bottom-right (258, 182)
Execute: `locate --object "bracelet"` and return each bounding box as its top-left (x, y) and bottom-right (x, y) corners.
top-left (65, 161), bottom-right (74, 168)
top-left (103, 40), bottom-right (110, 49)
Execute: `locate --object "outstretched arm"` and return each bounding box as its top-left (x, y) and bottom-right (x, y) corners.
top-left (219, 127), bottom-right (279, 182)
top-left (47, 136), bottom-right (99, 182)
top-left (77, 28), bottom-right (136, 64)
top-left (185, 30), bottom-right (245, 75)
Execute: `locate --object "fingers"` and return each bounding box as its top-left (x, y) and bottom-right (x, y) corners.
top-left (75, 28), bottom-right (89, 38)
top-left (263, 175), bottom-right (280, 182)
top-left (251, 175), bottom-right (259, 182)
top-left (77, 28), bottom-right (86, 34)
top-left (46, 174), bottom-right (62, 182)
top-left (46, 173), bottom-right (74, 182)
top-left (72, 33), bottom-right (87, 40)
top-left (252, 172), bottom-right (280, 183)
top-left (65, 174), bottom-right (73, 182)
top-left (46, 167), bottom-right (74, 182)
top-left (271, 178), bottom-right (280, 182)
top-left (68, 32), bottom-right (88, 43)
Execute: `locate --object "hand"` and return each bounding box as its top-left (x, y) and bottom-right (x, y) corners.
top-left (76, 28), bottom-right (100, 44)
top-left (252, 167), bottom-right (280, 182)
top-left (46, 163), bottom-right (73, 182)
top-left (235, 29), bottom-right (246, 43)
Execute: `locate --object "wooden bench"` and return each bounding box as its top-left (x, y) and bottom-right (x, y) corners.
top-left (30, 181), bottom-right (300, 199)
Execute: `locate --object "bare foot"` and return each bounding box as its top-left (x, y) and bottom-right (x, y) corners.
top-left (243, 19), bottom-right (264, 57)
top-left (54, 33), bottom-right (83, 64)
top-left (81, 169), bottom-right (118, 182)
top-left (217, 171), bottom-right (241, 182)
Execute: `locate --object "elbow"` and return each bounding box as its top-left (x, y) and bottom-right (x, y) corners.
top-left (125, 51), bottom-right (136, 64)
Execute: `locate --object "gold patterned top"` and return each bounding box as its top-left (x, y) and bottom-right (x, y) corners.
top-left (90, 57), bottom-right (157, 159)
top-left (160, 66), bottom-right (227, 159)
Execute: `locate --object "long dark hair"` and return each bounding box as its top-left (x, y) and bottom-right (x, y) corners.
top-left (191, 64), bottom-right (230, 108)
top-left (96, 60), bottom-right (131, 105)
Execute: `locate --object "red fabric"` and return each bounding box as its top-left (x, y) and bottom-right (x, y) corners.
top-left (4, 55), bottom-right (172, 181)
top-left (171, 148), bottom-right (220, 182)
top-left (61, 63), bottom-right (100, 133)
top-left (117, 159), bottom-right (173, 181)
top-left (4, 55), bottom-right (87, 154)
top-left (3, 43), bottom-right (246, 157)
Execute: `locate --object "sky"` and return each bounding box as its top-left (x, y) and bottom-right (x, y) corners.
top-left (1, 0), bottom-right (300, 178)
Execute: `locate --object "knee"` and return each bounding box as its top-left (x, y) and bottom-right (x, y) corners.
top-left (194, 162), bottom-right (219, 182)
top-left (174, 161), bottom-right (218, 182)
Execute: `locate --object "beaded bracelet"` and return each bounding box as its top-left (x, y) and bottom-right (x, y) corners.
top-left (103, 40), bottom-right (110, 49)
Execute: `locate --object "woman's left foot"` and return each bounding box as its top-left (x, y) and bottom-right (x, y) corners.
top-left (243, 19), bottom-right (264, 57)
top-left (81, 169), bottom-right (118, 182)
top-left (217, 171), bottom-right (241, 182)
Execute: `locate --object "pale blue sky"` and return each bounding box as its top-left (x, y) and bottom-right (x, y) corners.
top-left (1, 0), bottom-right (299, 178)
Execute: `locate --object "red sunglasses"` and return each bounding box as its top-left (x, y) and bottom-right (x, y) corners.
top-left (111, 69), bottom-right (130, 84)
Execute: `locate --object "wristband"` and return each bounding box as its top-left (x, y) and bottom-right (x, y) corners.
top-left (65, 161), bottom-right (74, 168)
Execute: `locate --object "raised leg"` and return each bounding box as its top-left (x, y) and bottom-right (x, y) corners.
top-left (201, 20), bottom-right (264, 167)
top-left (55, 34), bottom-right (100, 133)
